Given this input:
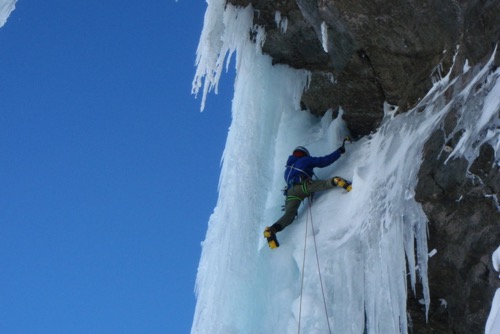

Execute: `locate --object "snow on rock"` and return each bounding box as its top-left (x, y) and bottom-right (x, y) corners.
top-left (0, 0), bottom-right (16, 28)
top-left (320, 22), bottom-right (328, 53)
top-left (494, 246), bottom-right (500, 274)
top-left (274, 11), bottom-right (288, 34)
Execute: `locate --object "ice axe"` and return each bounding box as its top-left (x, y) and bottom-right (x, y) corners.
top-left (341, 136), bottom-right (351, 149)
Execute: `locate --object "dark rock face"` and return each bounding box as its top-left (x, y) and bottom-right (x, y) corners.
top-left (229, 0), bottom-right (499, 138)
top-left (413, 133), bottom-right (500, 334)
top-left (227, 0), bottom-right (500, 332)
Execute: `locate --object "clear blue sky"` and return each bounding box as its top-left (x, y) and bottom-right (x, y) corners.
top-left (0, 1), bottom-right (233, 333)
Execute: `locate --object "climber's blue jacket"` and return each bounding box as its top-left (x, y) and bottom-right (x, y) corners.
top-left (284, 148), bottom-right (342, 186)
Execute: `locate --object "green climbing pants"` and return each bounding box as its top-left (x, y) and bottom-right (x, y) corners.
top-left (274, 179), bottom-right (335, 230)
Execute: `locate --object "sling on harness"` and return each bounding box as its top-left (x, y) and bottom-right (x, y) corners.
top-left (285, 165), bottom-right (314, 186)
top-left (283, 163), bottom-right (315, 195)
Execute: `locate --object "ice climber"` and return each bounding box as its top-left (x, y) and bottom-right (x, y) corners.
top-left (264, 140), bottom-right (351, 248)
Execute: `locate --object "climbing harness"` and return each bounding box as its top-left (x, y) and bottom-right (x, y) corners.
top-left (298, 198), bottom-right (332, 334)
top-left (281, 180), bottom-right (312, 211)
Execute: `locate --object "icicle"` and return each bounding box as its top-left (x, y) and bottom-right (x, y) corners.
top-left (192, 1), bottom-right (254, 111)
top-left (321, 22), bottom-right (329, 53)
top-left (274, 11), bottom-right (288, 33)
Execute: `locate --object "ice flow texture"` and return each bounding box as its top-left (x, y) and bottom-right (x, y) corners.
top-left (191, 3), bottom-right (500, 333)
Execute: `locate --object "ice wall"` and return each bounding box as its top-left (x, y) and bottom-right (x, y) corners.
top-left (0, 0), bottom-right (16, 28)
top-left (191, 2), bottom-right (500, 333)
top-left (191, 4), bottom-right (311, 333)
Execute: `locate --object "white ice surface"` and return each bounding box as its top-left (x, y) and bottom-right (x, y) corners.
top-left (0, 0), bottom-right (16, 28)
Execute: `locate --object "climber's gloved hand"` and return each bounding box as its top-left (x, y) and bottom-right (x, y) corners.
top-left (339, 136), bottom-right (352, 154)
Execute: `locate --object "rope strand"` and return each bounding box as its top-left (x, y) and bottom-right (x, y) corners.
top-left (308, 199), bottom-right (332, 334)
top-left (297, 198), bottom-right (332, 334)
top-left (297, 204), bottom-right (308, 334)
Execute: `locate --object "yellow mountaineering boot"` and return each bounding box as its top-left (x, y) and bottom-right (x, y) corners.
top-left (332, 176), bottom-right (352, 192)
top-left (264, 226), bottom-right (280, 249)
